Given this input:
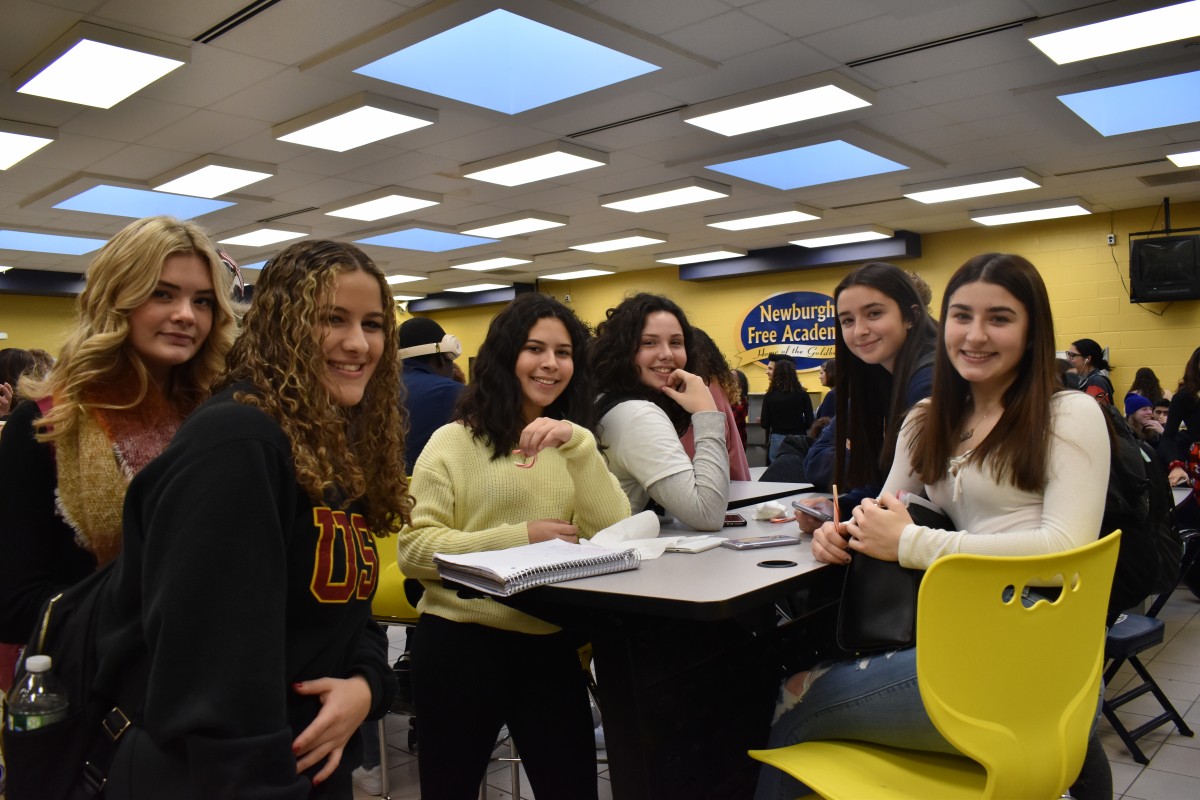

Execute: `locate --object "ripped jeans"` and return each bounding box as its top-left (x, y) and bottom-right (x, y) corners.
top-left (751, 647), bottom-right (953, 800)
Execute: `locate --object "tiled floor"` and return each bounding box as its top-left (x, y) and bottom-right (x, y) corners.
top-left (355, 586), bottom-right (1200, 800)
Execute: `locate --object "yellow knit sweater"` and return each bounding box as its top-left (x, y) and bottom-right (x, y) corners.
top-left (397, 421), bottom-right (631, 634)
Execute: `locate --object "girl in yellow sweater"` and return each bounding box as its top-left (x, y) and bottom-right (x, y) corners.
top-left (397, 293), bottom-right (630, 800)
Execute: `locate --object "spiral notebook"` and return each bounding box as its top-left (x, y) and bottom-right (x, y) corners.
top-left (433, 539), bottom-right (641, 597)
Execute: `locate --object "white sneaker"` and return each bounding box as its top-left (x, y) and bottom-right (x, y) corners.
top-left (352, 765), bottom-right (382, 795)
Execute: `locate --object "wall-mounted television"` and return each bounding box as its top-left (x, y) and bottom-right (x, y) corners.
top-left (1129, 234), bottom-right (1200, 302)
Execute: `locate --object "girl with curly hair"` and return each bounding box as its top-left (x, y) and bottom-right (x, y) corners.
top-left (398, 293), bottom-right (629, 800)
top-left (95, 240), bottom-right (410, 798)
top-left (591, 292), bottom-right (730, 530)
top-left (0, 216), bottom-right (237, 645)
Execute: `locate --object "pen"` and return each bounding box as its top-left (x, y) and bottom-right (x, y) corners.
top-left (831, 483), bottom-right (840, 526)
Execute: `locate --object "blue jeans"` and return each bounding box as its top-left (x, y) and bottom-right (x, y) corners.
top-left (767, 433), bottom-right (787, 464)
top-left (752, 647), bottom-right (955, 800)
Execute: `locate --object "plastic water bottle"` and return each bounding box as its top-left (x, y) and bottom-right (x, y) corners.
top-left (5, 655), bottom-right (68, 731)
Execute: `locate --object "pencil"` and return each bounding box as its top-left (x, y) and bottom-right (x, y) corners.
top-left (832, 483), bottom-right (840, 526)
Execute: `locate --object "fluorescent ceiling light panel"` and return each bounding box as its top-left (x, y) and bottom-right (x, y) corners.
top-left (707, 141), bottom-right (906, 190)
top-left (969, 197), bottom-right (1093, 226)
top-left (0, 266), bottom-right (11, 273)
top-left (540, 267), bottom-right (614, 280)
top-left (54, 184), bottom-right (233, 219)
top-left (790, 225), bottom-right (893, 248)
top-left (446, 282), bottom-right (510, 293)
top-left (1059, 70), bottom-right (1200, 136)
top-left (569, 230), bottom-right (667, 253)
top-left (449, 255), bottom-right (532, 271)
top-left (0, 120), bottom-right (56, 170)
top-left (218, 225), bottom-right (309, 248)
top-left (1167, 147), bottom-right (1200, 167)
top-left (0, 229), bottom-right (105, 255)
top-left (385, 274), bottom-right (426, 285)
top-left (273, 92), bottom-right (436, 152)
top-left (600, 178), bottom-right (730, 212)
top-left (902, 169), bottom-right (1041, 204)
top-left (354, 9), bottom-right (659, 115)
top-left (459, 211), bottom-right (567, 238)
top-left (151, 156), bottom-right (274, 198)
top-left (705, 203), bottom-right (823, 231)
top-left (355, 228), bottom-right (498, 252)
top-left (392, 292), bottom-right (426, 301)
top-left (1028, 1), bottom-right (1200, 64)
top-left (14, 23), bottom-right (187, 109)
top-left (683, 73), bottom-right (873, 136)
top-left (324, 186), bottom-right (441, 221)
top-left (655, 246), bottom-right (747, 265)
top-left (462, 141), bottom-right (608, 186)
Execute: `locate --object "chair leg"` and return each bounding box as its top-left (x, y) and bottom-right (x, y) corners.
top-left (1103, 655), bottom-right (1195, 764)
top-left (378, 716), bottom-right (390, 800)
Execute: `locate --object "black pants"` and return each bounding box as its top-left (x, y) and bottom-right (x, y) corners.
top-left (412, 613), bottom-right (597, 800)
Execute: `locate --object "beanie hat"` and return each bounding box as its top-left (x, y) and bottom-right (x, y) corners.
top-left (1124, 393), bottom-right (1152, 417)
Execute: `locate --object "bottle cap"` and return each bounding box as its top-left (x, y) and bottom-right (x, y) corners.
top-left (25, 654), bottom-right (51, 672)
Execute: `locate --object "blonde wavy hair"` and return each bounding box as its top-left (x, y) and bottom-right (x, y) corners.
top-left (25, 215), bottom-right (237, 443)
top-left (215, 240), bottom-right (411, 535)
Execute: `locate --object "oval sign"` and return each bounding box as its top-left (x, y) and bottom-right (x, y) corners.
top-left (736, 290), bottom-right (836, 370)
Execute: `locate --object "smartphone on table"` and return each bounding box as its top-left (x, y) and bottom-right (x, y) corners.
top-left (723, 513), bottom-right (748, 527)
top-left (720, 533), bottom-right (802, 550)
top-left (792, 500), bottom-right (834, 523)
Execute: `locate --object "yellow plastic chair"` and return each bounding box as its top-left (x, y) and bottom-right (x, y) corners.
top-left (369, 533), bottom-right (420, 800)
top-left (749, 532), bottom-right (1121, 800)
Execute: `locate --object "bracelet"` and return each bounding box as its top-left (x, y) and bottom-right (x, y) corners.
top-left (1169, 460), bottom-right (1186, 472)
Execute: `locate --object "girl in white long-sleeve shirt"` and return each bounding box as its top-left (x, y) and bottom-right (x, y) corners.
top-left (756, 253), bottom-right (1112, 800)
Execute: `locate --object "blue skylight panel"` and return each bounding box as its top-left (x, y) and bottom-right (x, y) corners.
top-left (705, 141), bottom-right (907, 190)
top-left (355, 228), bottom-right (498, 252)
top-left (1058, 70), bottom-right (1200, 136)
top-left (0, 229), bottom-right (105, 255)
top-left (53, 185), bottom-right (234, 218)
top-left (354, 9), bottom-right (660, 115)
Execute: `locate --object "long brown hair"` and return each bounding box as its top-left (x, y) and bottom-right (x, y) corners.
top-left (216, 240), bottom-right (411, 535)
top-left (833, 262), bottom-right (938, 487)
top-left (909, 253), bottom-right (1059, 491)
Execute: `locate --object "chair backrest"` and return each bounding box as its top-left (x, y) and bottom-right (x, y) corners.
top-left (371, 532), bottom-right (420, 623)
top-left (915, 532), bottom-right (1120, 800)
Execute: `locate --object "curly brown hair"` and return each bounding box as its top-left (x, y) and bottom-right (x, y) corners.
top-left (215, 240), bottom-right (411, 535)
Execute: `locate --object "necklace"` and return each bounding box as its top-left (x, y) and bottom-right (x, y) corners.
top-left (959, 407), bottom-right (996, 442)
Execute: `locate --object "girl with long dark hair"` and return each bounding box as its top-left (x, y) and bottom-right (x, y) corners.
top-left (1126, 366), bottom-right (1167, 404)
top-left (759, 359), bottom-right (814, 464)
top-left (795, 262), bottom-right (937, 513)
top-left (1163, 346), bottom-right (1200, 489)
top-left (591, 293), bottom-right (730, 530)
top-left (757, 254), bottom-right (1111, 800)
top-left (397, 293), bottom-right (630, 800)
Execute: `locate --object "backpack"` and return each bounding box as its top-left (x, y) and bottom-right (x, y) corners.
top-left (1099, 403), bottom-right (1182, 622)
top-left (1, 562), bottom-right (125, 800)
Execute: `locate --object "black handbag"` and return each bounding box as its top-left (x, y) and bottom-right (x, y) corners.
top-left (834, 498), bottom-right (952, 654)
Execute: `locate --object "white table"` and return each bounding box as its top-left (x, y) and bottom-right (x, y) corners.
top-left (512, 493), bottom-right (840, 800)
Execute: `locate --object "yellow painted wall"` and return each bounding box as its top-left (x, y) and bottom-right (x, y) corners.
top-left (0, 294), bottom-right (76, 354)
top-left (406, 200), bottom-right (1200, 400)
top-left (4, 199), bottom-right (1197, 399)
